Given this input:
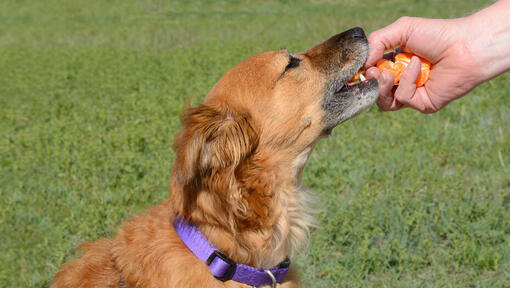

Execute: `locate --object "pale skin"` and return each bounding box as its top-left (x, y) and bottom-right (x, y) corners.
top-left (365, 0), bottom-right (510, 113)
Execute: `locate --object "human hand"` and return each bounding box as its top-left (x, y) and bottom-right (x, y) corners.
top-left (365, 17), bottom-right (483, 113)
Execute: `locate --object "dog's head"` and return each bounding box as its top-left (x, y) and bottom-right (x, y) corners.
top-left (172, 28), bottom-right (377, 226)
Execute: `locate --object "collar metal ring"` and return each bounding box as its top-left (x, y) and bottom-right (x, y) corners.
top-left (264, 270), bottom-right (277, 288)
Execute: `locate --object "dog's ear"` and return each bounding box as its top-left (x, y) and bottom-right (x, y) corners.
top-left (173, 103), bottom-right (259, 186)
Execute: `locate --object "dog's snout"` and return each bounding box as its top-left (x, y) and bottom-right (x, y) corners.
top-left (345, 27), bottom-right (365, 39)
top-left (304, 27), bottom-right (370, 75)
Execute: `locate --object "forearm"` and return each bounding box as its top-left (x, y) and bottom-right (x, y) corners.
top-left (463, 0), bottom-right (510, 82)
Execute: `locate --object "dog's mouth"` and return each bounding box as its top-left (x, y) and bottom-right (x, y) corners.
top-left (332, 50), bottom-right (374, 97)
top-left (333, 73), bottom-right (373, 95)
top-left (321, 35), bottom-right (379, 130)
top-left (329, 52), bottom-right (378, 100)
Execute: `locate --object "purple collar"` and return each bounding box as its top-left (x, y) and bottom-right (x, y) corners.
top-left (172, 217), bottom-right (290, 286)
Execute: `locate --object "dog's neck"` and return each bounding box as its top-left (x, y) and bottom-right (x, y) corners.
top-left (169, 147), bottom-right (315, 267)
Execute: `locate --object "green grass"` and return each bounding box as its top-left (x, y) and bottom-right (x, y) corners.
top-left (1, 0), bottom-right (509, 287)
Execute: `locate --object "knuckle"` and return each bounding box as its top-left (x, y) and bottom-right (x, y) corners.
top-left (395, 95), bottom-right (409, 105)
top-left (395, 89), bottom-right (414, 105)
top-left (367, 33), bottom-right (379, 43)
top-left (376, 103), bottom-right (390, 111)
top-left (400, 69), bottom-right (418, 84)
top-left (399, 73), bottom-right (413, 83)
top-left (381, 70), bottom-right (394, 84)
top-left (396, 16), bottom-right (411, 24)
top-left (376, 95), bottom-right (393, 111)
top-left (425, 105), bottom-right (439, 114)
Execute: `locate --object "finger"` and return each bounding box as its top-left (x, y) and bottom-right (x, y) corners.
top-left (365, 17), bottom-right (413, 68)
top-left (406, 88), bottom-right (440, 114)
top-left (394, 56), bottom-right (422, 109)
top-left (396, 77), bottom-right (440, 113)
top-left (365, 66), bottom-right (381, 79)
top-left (377, 69), bottom-right (395, 98)
top-left (365, 68), bottom-right (399, 111)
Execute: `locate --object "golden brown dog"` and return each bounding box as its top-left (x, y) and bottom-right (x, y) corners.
top-left (52, 27), bottom-right (378, 288)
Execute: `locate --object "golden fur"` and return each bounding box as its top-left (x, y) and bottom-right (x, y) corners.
top-left (52, 29), bottom-right (376, 288)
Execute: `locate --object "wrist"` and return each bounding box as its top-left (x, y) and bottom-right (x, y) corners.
top-left (462, 0), bottom-right (510, 82)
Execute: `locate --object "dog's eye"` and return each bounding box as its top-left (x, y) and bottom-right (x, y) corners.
top-left (284, 56), bottom-right (301, 71)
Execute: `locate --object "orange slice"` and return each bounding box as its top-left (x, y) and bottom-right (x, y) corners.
top-left (394, 53), bottom-right (431, 87)
top-left (349, 52), bottom-right (431, 87)
top-left (376, 59), bottom-right (401, 85)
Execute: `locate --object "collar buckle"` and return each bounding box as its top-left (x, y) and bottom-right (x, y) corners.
top-left (206, 250), bottom-right (237, 281)
top-left (278, 257), bottom-right (290, 268)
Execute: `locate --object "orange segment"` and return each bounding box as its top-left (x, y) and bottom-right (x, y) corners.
top-left (394, 53), bottom-right (431, 87)
top-left (377, 59), bottom-right (400, 85)
top-left (394, 52), bottom-right (412, 65)
top-left (416, 65), bottom-right (430, 87)
top-left (349, 53), bottom-right (431, 87)
top-left (375, 52), bottom-right (431, 87)
top-left (393, 62), bottom-right (406, 84)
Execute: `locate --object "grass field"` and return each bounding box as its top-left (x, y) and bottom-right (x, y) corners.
top-left (1, 0), bottom-right (509, 287)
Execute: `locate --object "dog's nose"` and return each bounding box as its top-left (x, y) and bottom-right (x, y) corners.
top-left (345, 27), bottom-right (366, 39)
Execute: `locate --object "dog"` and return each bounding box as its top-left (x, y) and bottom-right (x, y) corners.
top-left (51, 27), bottom-right (378, 288)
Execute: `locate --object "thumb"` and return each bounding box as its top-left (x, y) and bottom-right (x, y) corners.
top-left (365, 16), bottom-right (415, 68)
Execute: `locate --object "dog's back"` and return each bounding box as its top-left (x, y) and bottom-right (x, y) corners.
top-left (52, 239), bottom-right (119, 288)
top-left (52, 200), bottom-right (226, 288)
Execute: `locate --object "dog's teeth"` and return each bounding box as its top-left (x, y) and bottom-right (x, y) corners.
top-left (360, 74), bottom-right (366, 82)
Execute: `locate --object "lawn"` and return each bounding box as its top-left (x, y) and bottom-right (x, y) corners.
top-left (1, 0), bottom-right (509, 287)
